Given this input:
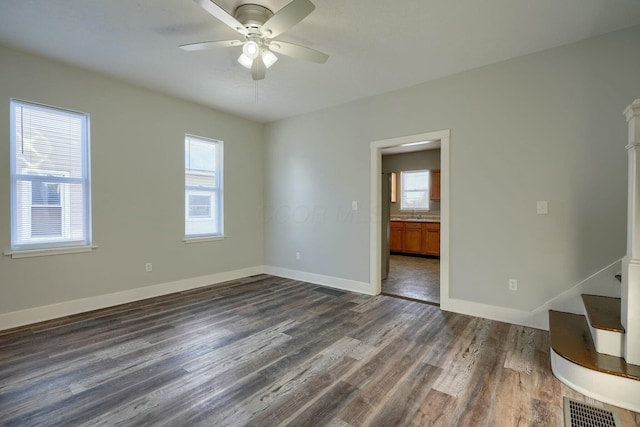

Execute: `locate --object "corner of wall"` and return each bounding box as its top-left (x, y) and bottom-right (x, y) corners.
top-left (263, 266), bottom-right (375, 295)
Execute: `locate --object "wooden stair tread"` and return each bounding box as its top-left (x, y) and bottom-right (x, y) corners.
top-left (581, 294), bottom-right (625, 333)
top-left (548, 310), bottom-right (640, 380)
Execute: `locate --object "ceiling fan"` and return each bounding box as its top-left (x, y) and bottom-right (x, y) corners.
top-left (181, 0), bottom-right (329, 80)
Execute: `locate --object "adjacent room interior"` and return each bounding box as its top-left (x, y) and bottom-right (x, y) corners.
top-left (2, 0), bottom-right (640, 425)
top-left (381, 141), bottom-right (442, 305)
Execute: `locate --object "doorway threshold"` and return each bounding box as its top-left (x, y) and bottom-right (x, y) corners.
top-left (381, 292), bottom-right (440, 307)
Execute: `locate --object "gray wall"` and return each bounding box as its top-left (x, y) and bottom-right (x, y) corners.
top-left (0, 45), bottom-right (264, 315)
top-left (3, 24), bottom-right (640, 318)
top-left (382, 149), bottom-right (441, 216)
top-left (264, 25), bottom-right (640, 311)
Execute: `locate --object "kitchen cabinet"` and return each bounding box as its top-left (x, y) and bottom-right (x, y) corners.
top-left (389, 221), bottom-right (404, 252)
top-left (403, 222), bottom-right (423, 254)
top-left (389, 221), bottom-right (440, 256)
top-left (424, 222), bottom-right (440, 255)
top-left (430, 169), bottom-right (441, 201)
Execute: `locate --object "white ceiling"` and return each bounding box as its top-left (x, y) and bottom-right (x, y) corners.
top-left (1, 1), bottom-right (640, 123)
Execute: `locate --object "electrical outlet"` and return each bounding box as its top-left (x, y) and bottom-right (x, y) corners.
top-left (295, 252), bottom-right (301, 260)
top-left (146, 262), bottom-right (153, 272)
top-left (352, 201), bottom-right (358, 211)
top-left (509, 279), bottom-right (518, 290)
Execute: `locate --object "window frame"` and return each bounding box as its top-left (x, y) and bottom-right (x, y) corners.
top-left (400, 169), bottom-right (431, 211)
top-left (184, 134), bottom-right (224, 239)
top-left (9, 99), bottom-right (92, 252)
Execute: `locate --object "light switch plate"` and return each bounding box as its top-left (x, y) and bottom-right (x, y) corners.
top-left (537, 201), bottom-right (548, 215)
top-left (352, 201), bottom-right (358, 211)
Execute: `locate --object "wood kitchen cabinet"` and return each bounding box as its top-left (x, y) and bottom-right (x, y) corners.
top-left (389, 221), bottom-right (404, 252)
top-left (403, 222), bottom-right (423, 254)
top-left (429, 169), bottom-right (440, 200)
top-left (423, 222), bottom-right (440, 256)
top-left (430, 169), bottom-right (441, 201)
top-left (389, 221), bottom-right (440, 257)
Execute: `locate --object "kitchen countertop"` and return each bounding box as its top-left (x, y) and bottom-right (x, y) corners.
top-left (391, 217), bottom-right (440, 223)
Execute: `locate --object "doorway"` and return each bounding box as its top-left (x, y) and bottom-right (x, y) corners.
top-left (381, 144), bottom-right (441, 304)
top-left (369, 130), bottom-right (450, 307)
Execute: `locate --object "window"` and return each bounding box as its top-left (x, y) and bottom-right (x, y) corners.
top-left (10, 99), bottom-right (91, 251)
top-left (31, 181), bottom-right (63, 237)
top-left (185, 135), bottom-right (223, 238)
top-left (188, 194), bottom-right (212, 218)
top-left (401, 170), bottom-right (430, 211)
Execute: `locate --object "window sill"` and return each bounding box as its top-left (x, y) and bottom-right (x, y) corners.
top-left (4, 245), bottom-right (97, 259)
top-left (183, 235), bottom-right (226, 244)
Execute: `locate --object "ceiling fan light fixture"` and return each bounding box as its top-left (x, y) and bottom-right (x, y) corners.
top-left (238, 53), bottom-right (253, 69)
top-left (242, 40), bottom-right (260, 59)
top-left (185, 0), bottom-right (329, 81)
top-left (261, 49), bottom-right (278, 68)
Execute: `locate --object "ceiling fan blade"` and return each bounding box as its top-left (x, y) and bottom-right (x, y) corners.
top-left (261, 0), bottom-right (315, 38)
top-left (192, 0), bottom-right (248, 35)
top-left (179, 40), bottom-right (243, 51)
top-left (251, 57), bottom-right (266, 80)
top-left (269, 41), bottom-right (328, 64)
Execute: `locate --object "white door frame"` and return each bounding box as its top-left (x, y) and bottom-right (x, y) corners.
top-left (369, 129), bottom-right (451, 307)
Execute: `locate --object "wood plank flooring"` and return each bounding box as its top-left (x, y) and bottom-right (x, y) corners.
top-left (1, 274), bottom-right (639, 426)
top-left (382, 255), bottom-right (440, 304)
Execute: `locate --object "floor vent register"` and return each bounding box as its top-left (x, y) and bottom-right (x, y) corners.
top-left (563, 397), bottom-right (621, 427)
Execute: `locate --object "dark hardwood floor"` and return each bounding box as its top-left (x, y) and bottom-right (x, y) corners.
top-left (1, 274), bottom-right (639, 426)
top-left (383, 255), bottom-right (440, 304)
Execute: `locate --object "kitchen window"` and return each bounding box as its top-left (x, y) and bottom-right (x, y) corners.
top-left (400, 170), bottom-right (430, 211)
top-left (9, 99), bottom-right (92, 252)
top-left (185, 135), bottom-right (223, 238)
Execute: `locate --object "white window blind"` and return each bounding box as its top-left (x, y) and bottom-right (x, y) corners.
top-left (185, 135), bottom-right (223, 238)
top-left (401, 170), bottom-right (430, 211)
top-left (10, 99), bottom-right (92, 251)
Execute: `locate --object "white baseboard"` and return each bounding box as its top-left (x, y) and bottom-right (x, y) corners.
top-left (263, 266), bottom-right (375, 295)
top-left (440, 298), bottom-right (541, 329)
top-left (412, 259), bottom-right (622, 331)
top-left (267, 267), bottom-right (545, 329)
top-left (0, 266), bottom-right (264, 331)
top-left (2, 259), bottom-right (622, 333)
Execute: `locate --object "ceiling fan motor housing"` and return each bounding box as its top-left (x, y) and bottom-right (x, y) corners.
top-left (234, 4), bottom-right (274, 32)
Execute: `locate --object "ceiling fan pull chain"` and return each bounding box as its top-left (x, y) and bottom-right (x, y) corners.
top-left (255, 80), bottom-right (259, 103)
